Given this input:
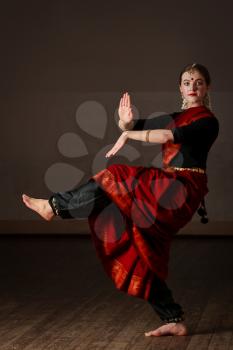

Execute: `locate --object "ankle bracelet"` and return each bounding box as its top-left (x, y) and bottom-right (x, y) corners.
top-left (48, 197), bottom-right (59, 216)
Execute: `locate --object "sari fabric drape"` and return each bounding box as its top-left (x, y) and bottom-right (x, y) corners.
top-left (87, 106), bottom-right (214, 302)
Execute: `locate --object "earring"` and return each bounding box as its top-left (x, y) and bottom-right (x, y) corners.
top-left (203, 92), bottom-right (212, 110)
top-left (181, 95), bottom-right (188, 110)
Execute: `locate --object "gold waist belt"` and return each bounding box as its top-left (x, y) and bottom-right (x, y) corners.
top-left (164, 166), bottom-right (206, 174)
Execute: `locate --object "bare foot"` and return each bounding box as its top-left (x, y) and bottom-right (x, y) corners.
top-left (22, 194), bottom-right (55, 221)
top-left (145, 322), bottom-right (188, 337)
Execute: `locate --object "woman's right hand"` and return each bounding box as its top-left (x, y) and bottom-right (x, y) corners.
top-left (118, 92), bottom-right (134, 124)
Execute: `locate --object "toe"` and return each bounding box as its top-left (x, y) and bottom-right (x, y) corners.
top-left (145, 330), bottom-right (161, 337)
top-left (145, 331), bottom-right (151, 337)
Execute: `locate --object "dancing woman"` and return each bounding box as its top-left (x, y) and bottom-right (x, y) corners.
top-left (22, 63), bottom-right (219, 337)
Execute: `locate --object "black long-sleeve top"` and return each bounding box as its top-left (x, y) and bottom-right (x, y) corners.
top-left (132, 112), bottom-right (219, 169)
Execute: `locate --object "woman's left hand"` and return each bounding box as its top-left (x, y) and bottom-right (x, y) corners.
top-left (105, 131), bottom-right (129, 158)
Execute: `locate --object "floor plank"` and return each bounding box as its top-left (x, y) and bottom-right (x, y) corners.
top-left (0, 235), bottom-right (232, 349)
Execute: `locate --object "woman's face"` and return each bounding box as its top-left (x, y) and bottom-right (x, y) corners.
top-left (179, 69), bottom-right (209, 108)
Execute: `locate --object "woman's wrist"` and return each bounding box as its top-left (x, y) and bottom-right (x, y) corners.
top-left (122, 131), bottom-right (129, 139)
top-left (118, 119), bottom-right (134, 131)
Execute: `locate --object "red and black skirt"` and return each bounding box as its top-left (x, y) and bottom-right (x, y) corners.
top-left (87, 163), bottom-right (208, 302)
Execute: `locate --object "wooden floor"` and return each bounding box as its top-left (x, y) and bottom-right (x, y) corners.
top-left (0, 235), bottom-right (232, 350)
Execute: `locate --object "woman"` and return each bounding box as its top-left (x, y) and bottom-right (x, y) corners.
top-left (22, 63), bottom-right (219, 337)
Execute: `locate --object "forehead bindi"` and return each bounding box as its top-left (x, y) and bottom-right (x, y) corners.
top-left (182, 71), bottom-right (204, 82)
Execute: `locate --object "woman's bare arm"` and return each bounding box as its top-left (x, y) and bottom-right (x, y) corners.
top-left (105, 129), bottom-right (174, 158)
top-left (125, 129), bottom-right (174, 144)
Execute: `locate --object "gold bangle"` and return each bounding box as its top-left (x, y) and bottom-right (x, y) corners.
top-left (145, 130), bottom-right (151, 143)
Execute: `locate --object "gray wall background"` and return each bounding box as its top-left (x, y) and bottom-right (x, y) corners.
top-left (0, 0), bottom-right (232, 226)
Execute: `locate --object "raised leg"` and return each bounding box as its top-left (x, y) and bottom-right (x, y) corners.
top-left (22, 179), bottom-right (111, 220)
top-left (48, 179), bottom-right (111, 219)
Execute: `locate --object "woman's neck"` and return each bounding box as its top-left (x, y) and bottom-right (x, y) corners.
top-left (187, 101), bottom-right (204, 108)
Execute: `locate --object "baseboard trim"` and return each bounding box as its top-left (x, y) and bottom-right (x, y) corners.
top-left (0, 220), bottom-right (232, 236)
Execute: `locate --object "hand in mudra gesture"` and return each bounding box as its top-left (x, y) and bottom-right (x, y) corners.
top-left (118, 92), bottom-right (134, 124)
top-left (105, 92), bottom-right (134, 158)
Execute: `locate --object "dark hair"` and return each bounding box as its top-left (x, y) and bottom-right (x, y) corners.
top-left (179, 63), bottom-right (211, 86)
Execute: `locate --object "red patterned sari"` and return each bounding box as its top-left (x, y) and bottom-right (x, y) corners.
top-left (87, 106), bottom-right (214, 302)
